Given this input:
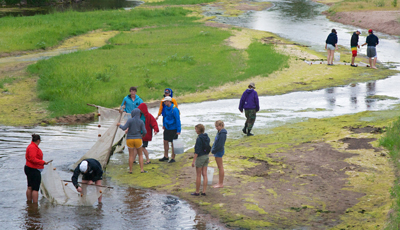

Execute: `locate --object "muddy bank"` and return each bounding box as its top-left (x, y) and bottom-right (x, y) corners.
top-left (107, 107), bottom-right (397, 228)
top-left (326, 10), bottom-right (400, 36)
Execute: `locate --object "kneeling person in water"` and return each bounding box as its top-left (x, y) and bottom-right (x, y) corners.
top-left (72, 158), bottom-right (103, 203)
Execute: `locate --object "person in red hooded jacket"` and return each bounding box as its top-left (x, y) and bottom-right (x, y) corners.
top-left (138, 103), bottom-right (159, 164)
top-left (24, 134), bottom-right (51, 203)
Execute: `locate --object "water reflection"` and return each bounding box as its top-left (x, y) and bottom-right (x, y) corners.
top-left (0, 0), bottom-right (142, 18)
top-left (23, 203), bottom-right (42, 230)
top-left (270, 0), bottom-right (320, 20)
top-left (325, 87), bottom-right (336, 108)
top-left (350, 83), bottom-right (358, 106)
top-left (365, 81), bottom-right (376, 108)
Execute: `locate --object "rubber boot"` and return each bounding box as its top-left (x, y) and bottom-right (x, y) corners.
top-left (242, 123), bottom-right (248, 134)
top-left (247, 128), bottom-right (254, 136)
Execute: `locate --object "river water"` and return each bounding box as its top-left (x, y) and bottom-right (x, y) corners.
top-left (0, 0), bottom-right (143, 18)
top-left (1, 0), bottom-right (400, 229)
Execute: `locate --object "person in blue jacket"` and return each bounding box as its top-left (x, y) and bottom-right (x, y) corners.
top-left (211, 120), bottom-right (227, 188)
top-left (159, 96), bottom-right (181, 163)
top-left (325, 28), bottom-right (338, 66)
top-left (120, 86), bottom-right (143, 113)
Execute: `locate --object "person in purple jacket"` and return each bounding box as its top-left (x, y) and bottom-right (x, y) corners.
top-left (239, 82), bottom-right (260, 136)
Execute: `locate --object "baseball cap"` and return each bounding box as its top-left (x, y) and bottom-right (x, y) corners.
top-left (163, 96), bottom-right (172, 102)
top-left (356, 29), bottom-right (361, 33)
top-left (249, 82), bottom-right (256, 89)
top-left (79, 160), bottom-right (88, 173)
top-left (368, 29), bottom-right (373, 33)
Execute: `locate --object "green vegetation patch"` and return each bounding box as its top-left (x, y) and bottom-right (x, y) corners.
top-left (366, 95), bottom-right (399, 101)
top-left (28, 24), bottom-right (288, 117)
top-left (146, 0), bottom-right (216, 6)
top-left (380, 116), bottom-right (400, 229)
top-left (0, 7), bottom-right (193, 53)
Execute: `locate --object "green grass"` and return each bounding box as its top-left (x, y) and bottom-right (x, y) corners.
top-left (0, 77), bottom-right (15, 89)
top-left (380, 117), bottom-right (400, 229)
top-left (27, 24), bottom-right (289, 117)
top-left (146, 0), bottom-right (216, 5)
top-left (0, 7), bottom-right (193, 53)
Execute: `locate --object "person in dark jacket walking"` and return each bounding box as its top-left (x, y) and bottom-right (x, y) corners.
top-left (325, 29), bottom-right (338, 65)
top-left (361, 29), bottom-right (379, 69)
top-left (138, 103), bottom-right (159, 165)
top-left (350, 29), bottom-right (361, 67)
top-left (239, 82), bottom-right (260, 136)
top-left (191, 124), bottom-right (211, 196)
top-left (72, 158), bottom-right (103, 203)
top-left (211, 120), bottom-right (227, 188)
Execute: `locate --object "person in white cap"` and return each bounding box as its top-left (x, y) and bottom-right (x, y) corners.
top-left (350, 29), bottom-right (362, 67)
top-left (159, 96), bottom-right (181, 163)
top-left (72, 158), bottom-right (103, 203)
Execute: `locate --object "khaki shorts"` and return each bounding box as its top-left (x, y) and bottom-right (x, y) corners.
top-left (195, 155), bottom-right (209, 168)
top-left (126, 139), bottom-right (142, 148)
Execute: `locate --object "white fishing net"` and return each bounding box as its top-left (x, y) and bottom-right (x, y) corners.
top-left (69, 106), bottom-right (128, 171)
top-left (40, 163), bottom-right (109, 206)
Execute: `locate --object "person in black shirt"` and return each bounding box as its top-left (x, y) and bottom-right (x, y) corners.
top-left (325, 29), bottom-right (338, 66)
top-left (350, 29), bottom-right (361, 67)
top-left (361, 29), bottom-right (379, 69)
top-left (72, 158), bottom-right (103, 203)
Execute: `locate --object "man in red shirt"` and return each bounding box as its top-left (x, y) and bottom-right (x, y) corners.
top-left (24, 134), bottom-right (50, 203)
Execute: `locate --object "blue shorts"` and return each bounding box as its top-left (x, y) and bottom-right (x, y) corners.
top-left (213, 151), bottom-right (224, 158)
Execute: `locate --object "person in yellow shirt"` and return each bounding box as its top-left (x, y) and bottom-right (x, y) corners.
top-left (156, 88), bottom-right (178, 120)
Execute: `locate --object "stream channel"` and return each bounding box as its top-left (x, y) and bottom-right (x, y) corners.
top-left (1, 0), bottom-right (400, 229)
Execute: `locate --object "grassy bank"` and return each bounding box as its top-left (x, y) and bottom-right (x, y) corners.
top-left (380, 117), bottom-right (400, 229)
top-left (27, 24), bottom-right (289, 117)
top-left (0, 7), bottom-right (193, 53)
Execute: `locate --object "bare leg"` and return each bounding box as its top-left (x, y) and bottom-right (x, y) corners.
top-left (137, 147), bottom-right (144, 172)
top-left (32, 190), bottom-right (39, 203)
top-left (95, 180), bottom-right (102, 203)
top-left (171, 142), bottom-right (175, 160)
top-left (351, 56), bottom-right (355, 65)
top-left (373, 57), bottom-right (377, 69)
top-left (132, 148), bottom-right (138, 163)
top-left (213, 157), bottom-right (224, 188)
top-left (26, 186), bottom-right (32, 202)
top-left (327, 50), bottom-right (332, 64)
top-left (195, 167), bottom-right (202, 193)
top-left (128, 148), bottom-right (135, 173)
top-left (143, 147), bottom-right (150, 163)
top-left (163, 140), bottom-right (169, 158)
top-left (202, 167), bottom-right (208, 193)
top-left (369, 58), bottom-right (373, 68)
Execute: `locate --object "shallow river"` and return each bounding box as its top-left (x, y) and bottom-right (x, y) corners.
top-left (1, 0), bottom-right (400, 229)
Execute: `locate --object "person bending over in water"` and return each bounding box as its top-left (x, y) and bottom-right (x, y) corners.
top-left (211, 120), bottom-right (227, 188)
top-left (72, 158), bottom-right (103, 203)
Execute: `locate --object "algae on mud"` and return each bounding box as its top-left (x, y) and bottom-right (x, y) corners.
top-left (107, 105), bottom-right (400, 228)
